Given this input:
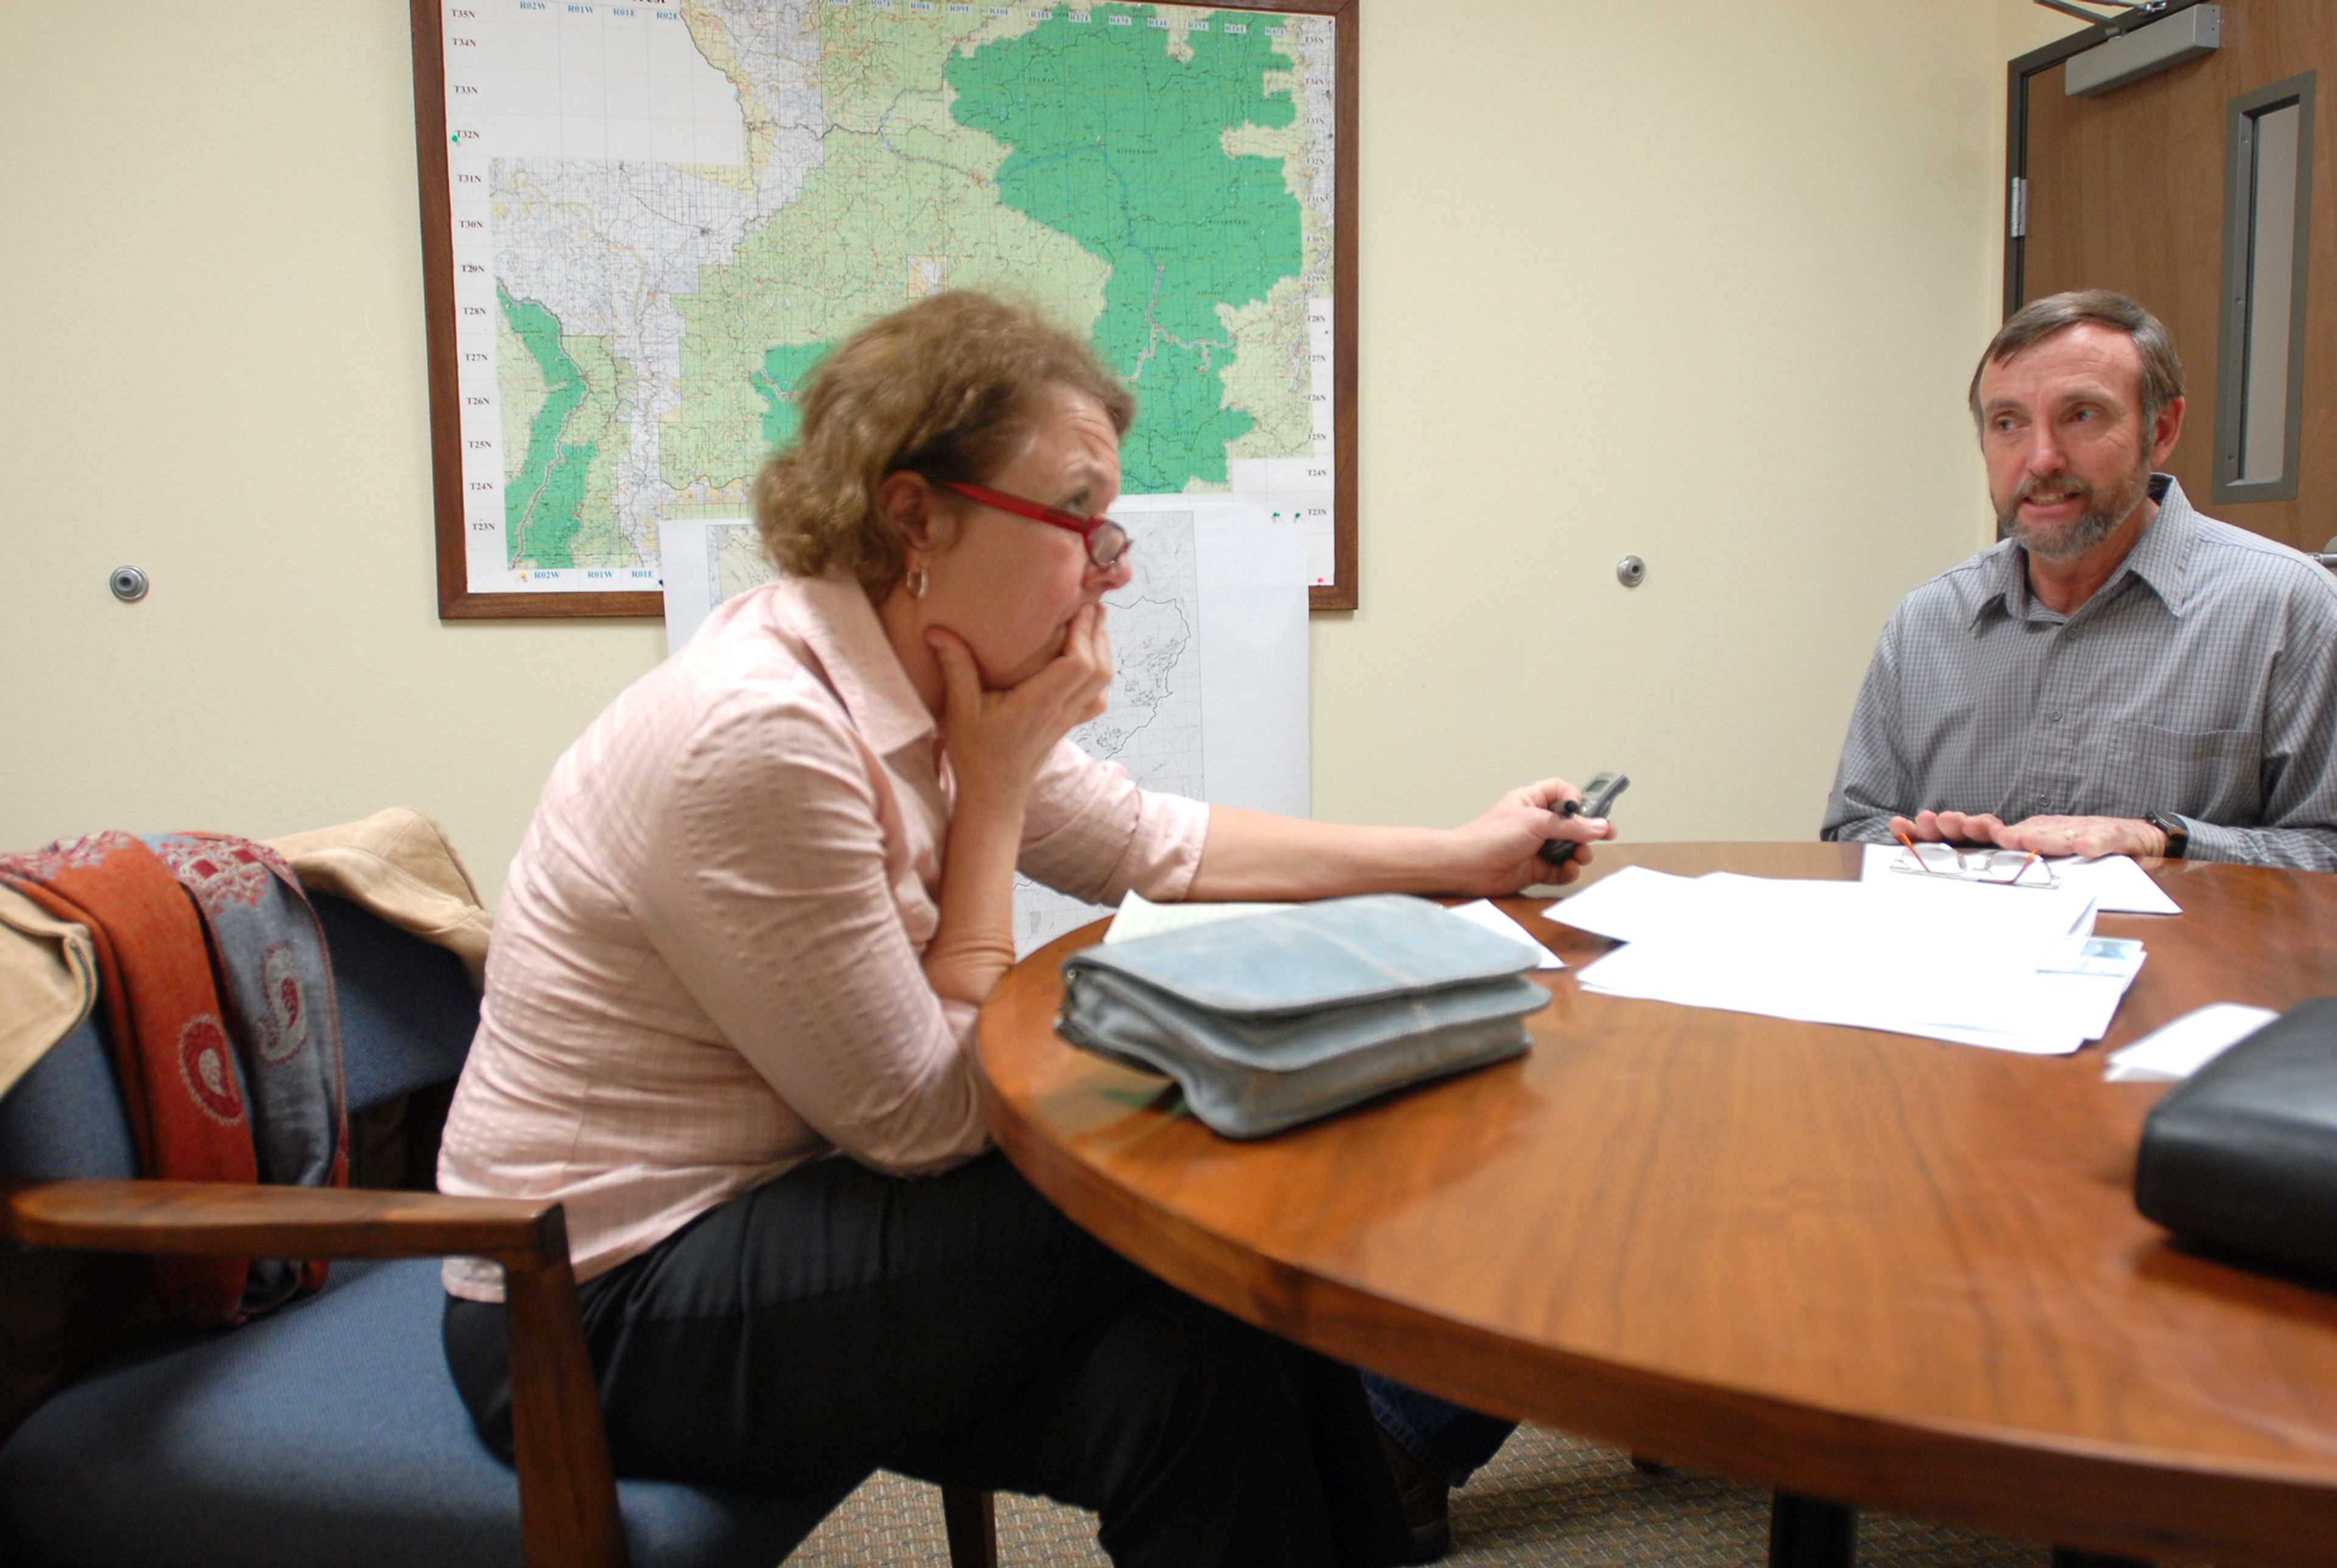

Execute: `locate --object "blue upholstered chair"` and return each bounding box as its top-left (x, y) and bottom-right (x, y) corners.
top-left (0, 893), bottom-right (997, 1568)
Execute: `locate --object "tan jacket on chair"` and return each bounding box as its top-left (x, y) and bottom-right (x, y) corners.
top-left (0, 807), bottom-right (490, 1100)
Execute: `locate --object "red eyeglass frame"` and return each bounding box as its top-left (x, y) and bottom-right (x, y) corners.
top-left (939, 479), bottom-right (1132, 568)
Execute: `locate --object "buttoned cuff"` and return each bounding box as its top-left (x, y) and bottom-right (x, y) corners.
top-left (2177, 817), bottom-right (2244, 864)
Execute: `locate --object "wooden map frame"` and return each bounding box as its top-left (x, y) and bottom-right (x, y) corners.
top-left (411, 0), bottom-right (1360, 619)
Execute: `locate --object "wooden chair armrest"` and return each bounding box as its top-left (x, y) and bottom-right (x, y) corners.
top-left (0, 1176), bottom-right (629, 1568)
top-left (0, 1177), bottom-right (563, 1266)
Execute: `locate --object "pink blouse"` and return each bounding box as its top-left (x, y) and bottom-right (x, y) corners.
top-left (438, 575), bottom-right (1209, 1300)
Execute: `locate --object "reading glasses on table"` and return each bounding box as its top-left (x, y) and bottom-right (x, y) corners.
top-left (1890, 844), bottom-right (2061, 888)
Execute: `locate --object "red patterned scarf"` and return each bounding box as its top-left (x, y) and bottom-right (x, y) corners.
top-left (1, 832), bottom-right (253, 1323)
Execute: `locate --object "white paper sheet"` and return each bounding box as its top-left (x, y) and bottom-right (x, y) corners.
top-left (1445, 899), bottom-right (1564, 970)
top-left (1537, 866), bottom-right (1697, 945)
top-left (1554, 867), bottom-right (2096, 958)
top-left (1547, 865), bottom-right (2134, 1056)
top-left (658, 515), bottom-right (758, 653)
top-left (1012, 501), bottom-right (1311, 955)
top-left (1573, 943), bottom-right (2098, 1054)
top-left (1102, 891), bottom-right (1293, 944)
top-left (2103, 1002), bottom-right (2280, 1082)
top-left (1857, 843), bottom-right (2181, 915)
top-left (1183, 503), bottom-right (1311, 818)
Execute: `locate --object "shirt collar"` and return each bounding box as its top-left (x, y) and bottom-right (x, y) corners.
top-left (2117, 473), bottom-right (2198, 613)
top-left (1978, 472), bottom-right (2195, 624)
top-left (1977, 540), bottom-right (2026, 624)
top-left (771, 574), bottom-right (937, 756)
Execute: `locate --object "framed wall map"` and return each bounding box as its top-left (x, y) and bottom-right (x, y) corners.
top-left (411, 0), bottom-right (1358, 618)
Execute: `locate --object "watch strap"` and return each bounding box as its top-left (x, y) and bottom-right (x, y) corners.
top-left (2144, 810), bottom-right (2189, 859)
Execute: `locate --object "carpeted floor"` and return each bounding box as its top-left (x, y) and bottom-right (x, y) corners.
top-left (787, 1423), bottom-right (2056, 1566)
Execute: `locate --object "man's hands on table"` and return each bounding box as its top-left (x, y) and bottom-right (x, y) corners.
top-left (1890, 809), bottom-right (2170, 860)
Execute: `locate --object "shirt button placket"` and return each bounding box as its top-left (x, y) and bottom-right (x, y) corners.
top-left (2040, 633), bottom-right (2077, 804)
top-left (2019, 635), bottom-right (2069, 818)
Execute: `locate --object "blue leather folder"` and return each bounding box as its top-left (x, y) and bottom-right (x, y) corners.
top-left (1055, 894), bottom-right (1552, 1138)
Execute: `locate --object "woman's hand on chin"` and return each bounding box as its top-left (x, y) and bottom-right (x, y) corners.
top-left (927, 604), bottom-right (1114, 809)
top-left (1445, 776), bottom-right (1618, 894)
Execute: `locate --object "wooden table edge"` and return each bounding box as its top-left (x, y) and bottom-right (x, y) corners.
top-left (980, 1057), bottom-right (2337, 1566)
top-left (974, 868), bottom-right (2337, 1568)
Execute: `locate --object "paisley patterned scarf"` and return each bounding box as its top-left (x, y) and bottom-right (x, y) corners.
top-left (1, 832), bottom-right (348, 1324)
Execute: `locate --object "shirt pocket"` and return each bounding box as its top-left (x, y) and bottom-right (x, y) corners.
top-left (2108, 720), bottom-right (2262, 822)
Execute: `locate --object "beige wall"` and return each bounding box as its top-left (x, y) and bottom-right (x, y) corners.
top-left (2, 1), bottom-right (2044, 904)
top-left (1313, 0), bottom-right (2007, 841)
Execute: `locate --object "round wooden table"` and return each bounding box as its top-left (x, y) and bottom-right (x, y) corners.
top-left (974, 843), bottom-right (2337, 1567)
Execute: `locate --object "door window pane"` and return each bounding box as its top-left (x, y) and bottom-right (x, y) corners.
top-left (2241, 103), bottom-right (2302, 483)
top-left (2215, 73), bottom-right (2316, 505)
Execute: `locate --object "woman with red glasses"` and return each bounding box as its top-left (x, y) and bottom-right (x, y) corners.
top-left (437, 291), bottom-right (1613, 1567)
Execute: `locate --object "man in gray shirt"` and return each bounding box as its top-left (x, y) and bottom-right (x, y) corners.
top-left (1822, 290), bottom-right (2337, 870)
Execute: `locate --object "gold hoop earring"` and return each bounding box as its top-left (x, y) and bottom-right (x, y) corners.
top-left (907, 565), bottom-right (929, 599)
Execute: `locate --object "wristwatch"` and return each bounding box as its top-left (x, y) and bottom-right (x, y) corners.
top-left (2143, 810), bottom-right (2190, 859)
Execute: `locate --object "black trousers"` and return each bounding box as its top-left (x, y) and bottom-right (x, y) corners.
top-left (445, 1152), bottom-right (1410, 1568)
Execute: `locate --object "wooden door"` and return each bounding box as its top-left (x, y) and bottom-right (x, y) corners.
top-left (2013, 0), bottom-right (2335, 555)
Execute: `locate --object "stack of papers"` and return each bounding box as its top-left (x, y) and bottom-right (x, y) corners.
top-left (1551, 865), bottom-right (2147, 1055)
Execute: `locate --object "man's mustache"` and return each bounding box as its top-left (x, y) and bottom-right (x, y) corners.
top-left (2014, 473), bottom-right (2092, 504)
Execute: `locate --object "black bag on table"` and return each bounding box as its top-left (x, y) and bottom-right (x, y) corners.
top-left (2134, 997), bottom-right (2337, 1282)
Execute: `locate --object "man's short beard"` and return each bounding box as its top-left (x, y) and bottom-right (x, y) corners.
top-left (1999, 449), bottom-right (2153, 562)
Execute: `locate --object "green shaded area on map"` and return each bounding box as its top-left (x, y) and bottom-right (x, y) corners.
top-left (663, 1), bottom-right (1111, 497)
top-left (500, 287), bottom-right (599, 570)
top-left (750, 342), bottom-right (834, 451)
top-left (661, 131), bottom-right (1110, 493)
top-left (946, 5), bottom-right (1303, 492)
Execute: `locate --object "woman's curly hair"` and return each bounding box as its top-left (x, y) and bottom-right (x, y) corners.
top-left (752, 292), bottom-right (1137, 589)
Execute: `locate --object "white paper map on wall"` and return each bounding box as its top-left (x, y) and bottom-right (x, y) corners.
top-left (657, 516), bottom-right (774, 649)
top-left (662, 500), bottom-right (1310, 955)
top-left (436, 0), bottom-right (1341, 603)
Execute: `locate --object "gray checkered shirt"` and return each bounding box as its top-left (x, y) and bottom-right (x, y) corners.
top-left (1821, 476), bottom-right (2337, 869)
